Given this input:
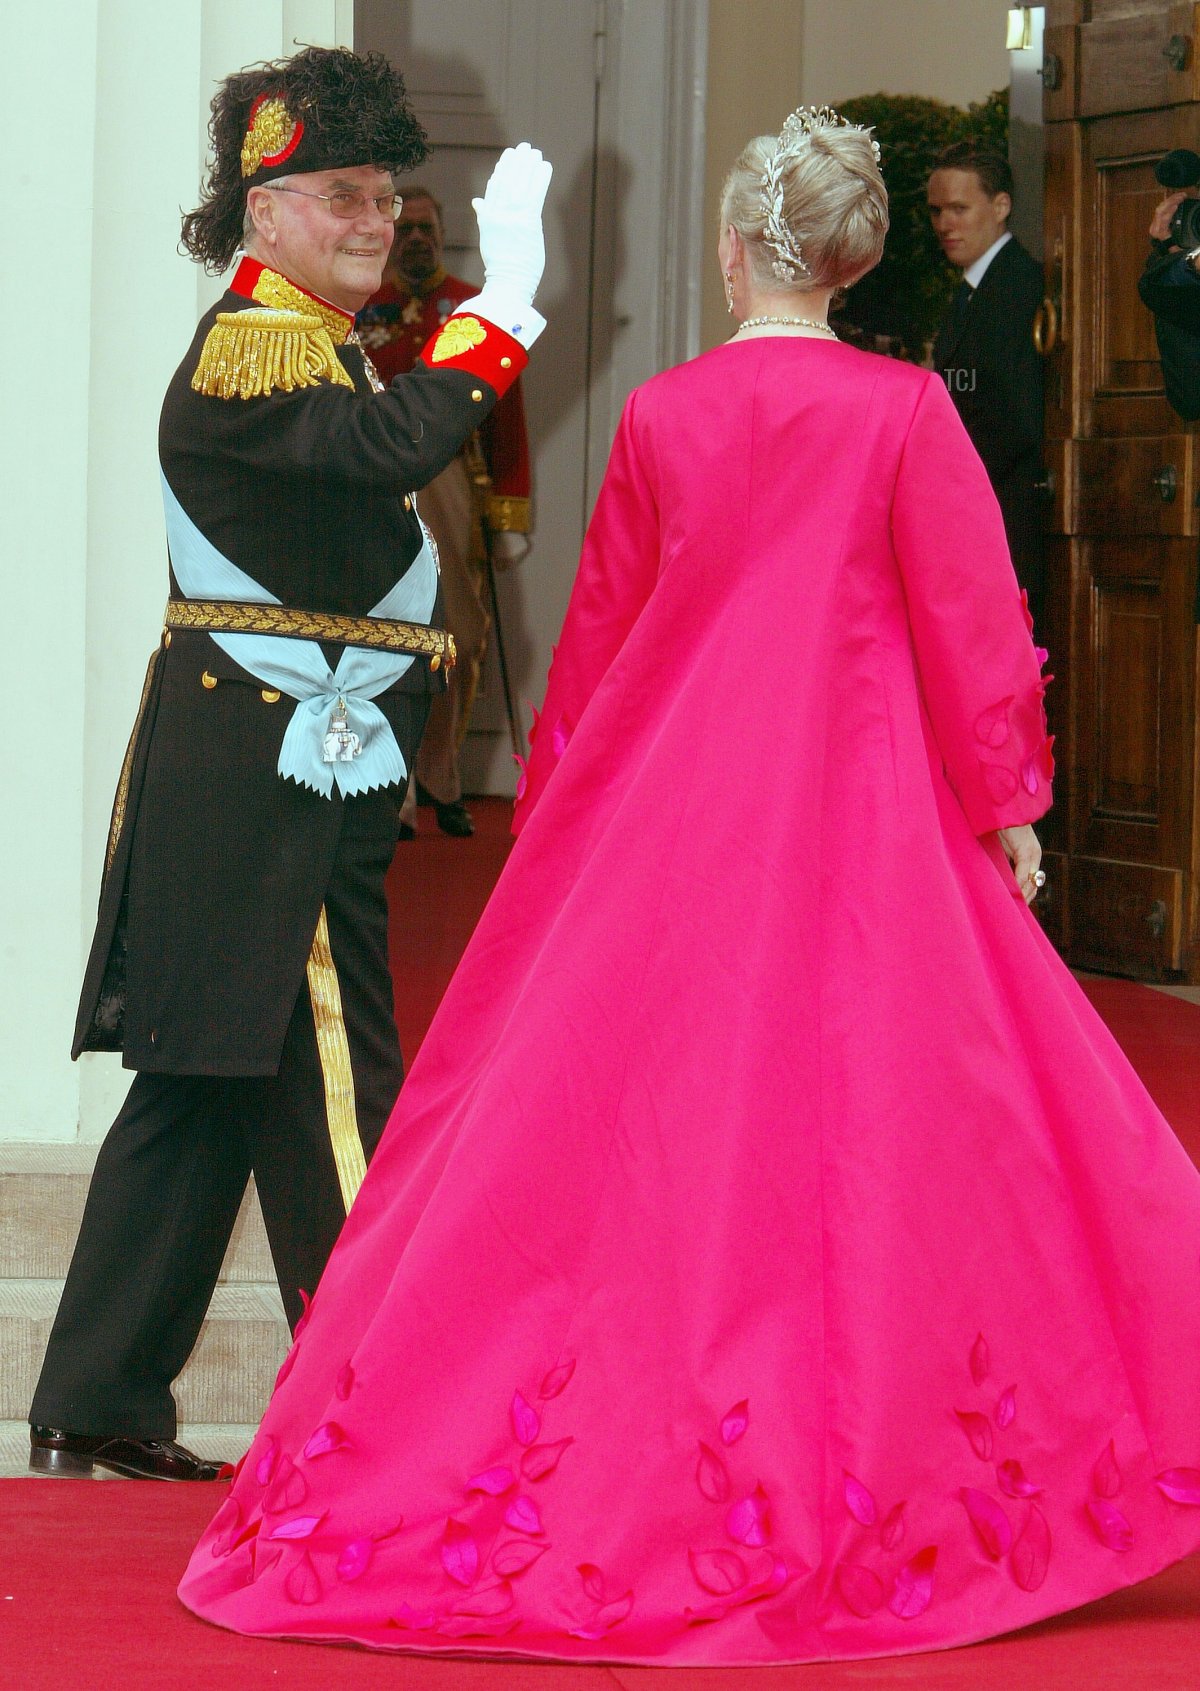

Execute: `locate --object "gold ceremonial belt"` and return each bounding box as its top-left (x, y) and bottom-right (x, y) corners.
top-left (164, 598), bottom-right (456, 668)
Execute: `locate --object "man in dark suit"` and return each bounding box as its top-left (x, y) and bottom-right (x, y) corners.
top-left (28, 46), bottom-right (551, 1479)
top-left (929, 143), bottom-right (1045, 632)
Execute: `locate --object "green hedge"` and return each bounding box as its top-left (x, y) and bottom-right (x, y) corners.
top-left (833, 88), bottom-right (1009, 357)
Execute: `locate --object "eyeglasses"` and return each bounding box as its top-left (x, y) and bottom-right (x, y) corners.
top-left (264, 186), bottom-right (403, 221)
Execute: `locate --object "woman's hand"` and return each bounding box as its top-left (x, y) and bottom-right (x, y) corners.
top-left (997, 824), bottom-right (1043, 904)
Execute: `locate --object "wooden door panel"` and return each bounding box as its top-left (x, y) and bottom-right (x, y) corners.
top-left (1079, 4), bottom-right (1199, 118)
top-left (1078, 537), bottom-right (1194, 866)
top-left (1072, 434), bottom-right (1194, 534)
top-left (1069, 858), bottom-right (1183, 973)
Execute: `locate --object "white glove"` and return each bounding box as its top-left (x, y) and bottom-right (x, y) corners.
top-left (456, 144), bottom-right (553, 350)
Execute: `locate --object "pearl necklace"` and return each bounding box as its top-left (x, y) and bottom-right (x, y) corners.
top-left (735, 315), bottom-right (837, 338)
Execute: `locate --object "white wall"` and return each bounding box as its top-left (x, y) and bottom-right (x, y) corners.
top-left (0, 0), bottom-right (349, 1145)
top-left (802, 0), bottom-right (1010, 108)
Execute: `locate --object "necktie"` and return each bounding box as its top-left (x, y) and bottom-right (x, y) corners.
top-left (951, 278), bottom-right (974, 327)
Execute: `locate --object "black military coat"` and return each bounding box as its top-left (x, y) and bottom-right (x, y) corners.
top-left (932, 238), bottom-right (1046, 619)
top-left (74, 280), bottom-right (523, 1075)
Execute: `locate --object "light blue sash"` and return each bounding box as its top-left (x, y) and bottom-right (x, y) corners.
top-left (161, 472), bottom-right (437, 798)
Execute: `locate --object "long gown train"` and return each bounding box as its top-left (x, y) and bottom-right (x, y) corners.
top-left (180, 341), bottom-right (1200, 1664)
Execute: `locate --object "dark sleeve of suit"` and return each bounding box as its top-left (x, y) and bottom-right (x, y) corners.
top-left (1139, 249), bottom-right (1200, 421)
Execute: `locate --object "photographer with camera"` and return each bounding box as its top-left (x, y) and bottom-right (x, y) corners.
top-left (1140, 148), bottom-right (1200, 421)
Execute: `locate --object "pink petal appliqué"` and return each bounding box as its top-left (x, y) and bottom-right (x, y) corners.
top-left (521, 1439), bottom-right (573, 1481)
top-left (726, 1484), bottom-right (771, 1547)
top-left (995, 1386), bottom-right (1017, 1430)
top-left (843, 1471), bottom-right (878, 1527)
top-left (503, 1495), bottom-right (544, 1536)
top-left (720, 1400), bottom-right (750, 1446)
top-left (955, 1410), bottom-right (994, 1461)
top-left (980, 762), bottom-right (1020, 804)
top-left (1087, 1499), bottom-right (1134, 1551)
top-left (292, 1287), bottom-right (314, 1339)
top-left (441, 1519), bottom-right (480, 1585)
top-left (510, 1390), bottom-right (541, 1447)
top-left (975, 698), bottom-right (1013, 749)
top-left (880, 1501), bottom-right (907, 1551)
top-left (837, 1563), bottom-right (886, 1618)
top-left (267, 1512), bottom-right (327, 1542)
top-left (255, 1437), bottom-right (279, 1488)
top-left (302, 1422), bottom-right (349, 1460)
top-left (390, 1603), bottom-right (437, 1631)
top-left (1020, 756), bottom-right (1040, 796)
top-left (467, 1466), bottom-right (517, 1497)
top-left (263, 1458), bottom-right (308, 1514)
top-left (538, 1358), bottom-right (577, 1400)
top-left (969, 1332), bottom-right (990, 1386)
top-left (512, 755), bottom-right (528, 801)
top-left (335, 1363), bottom-right (355, 1401)
top-left (336, 1538), bottom-right (374, 1582)
top-left (1035, 646), bottom-right (1049, 667)
top-left (1011, 1504), bottom-right (1052, 1592)
top-left (1020, 589), bottom-right (1036, 635)
top-left (492, 1539), bottom-right (549, 1578)
top-left (284, 1551), bottom-right (322, 1606)
top-left (889, 1546), bottom-right (938, 1620)
top-left (960, 1487), bottom-right (1013, 1559)
top-left (688, 1548), bottom-right (748, 1596)
top-left (578, 1563), bottom-right (607, 1602)
top-left (551, 717), bottom-right (571, 759)
top-left (1155, 1468), bottom-right (1200, 1506)
top-left (273, 1348), bottom-right (298, 1391)
top-left (570, 1592), bottom-right (634, 1639)
top-left (452, 1580), bottom-right (515, 1618)
top-left (997, 1460), bottom-right (1042, 1499)
top-left (1038, 734), bottom-right (1056, 780)
top-left (209, 1495), bottom-right (243, 1558)
top-left (1092, 1440), bottom-right (1121, 1499)
top-left (697, 1441), bottom-right (730, 1502)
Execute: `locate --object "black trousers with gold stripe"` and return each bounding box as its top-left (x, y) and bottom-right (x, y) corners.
top-left (31, 806), bottom-right (405, 1440)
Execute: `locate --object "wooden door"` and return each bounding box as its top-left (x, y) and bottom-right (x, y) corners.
top-left (1040, 0), bottom-right (1200, 977)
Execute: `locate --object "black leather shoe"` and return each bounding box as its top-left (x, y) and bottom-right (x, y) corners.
top-left (29, 1425), bottom-right (224, 1480)
top-left (433, 799), bottom-right (474, 837)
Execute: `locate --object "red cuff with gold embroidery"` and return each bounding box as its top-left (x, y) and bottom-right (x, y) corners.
top-left (418, 313), bottom-right (527, 398)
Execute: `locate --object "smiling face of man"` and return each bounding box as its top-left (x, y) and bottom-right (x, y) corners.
top-left (246, 165), bottom-right (397, 311)
top-left (927, 168), bottom-right (1012, 272)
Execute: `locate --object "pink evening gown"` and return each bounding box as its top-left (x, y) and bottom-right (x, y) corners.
top-left (179, 339), bottom-right (1200, 1665)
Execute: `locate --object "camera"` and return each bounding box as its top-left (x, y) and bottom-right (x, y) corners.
top-left (1156, 148), bottom-right (1200, 248)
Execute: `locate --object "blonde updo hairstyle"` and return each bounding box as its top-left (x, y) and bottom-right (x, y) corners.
top-left (720, 117), bottom-right (889, 295)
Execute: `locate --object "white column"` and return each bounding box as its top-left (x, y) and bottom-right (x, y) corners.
top-left (0, 0), bottom-right (355, 1146)
top-left (0, 5), bottom-right (101, 1141)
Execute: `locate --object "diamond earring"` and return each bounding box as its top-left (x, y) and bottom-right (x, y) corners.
top-left (725, 270), bottom-right (736, 315)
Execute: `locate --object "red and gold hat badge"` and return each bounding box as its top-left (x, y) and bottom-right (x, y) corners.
top-left (240, 93), bottom-right (305, 179)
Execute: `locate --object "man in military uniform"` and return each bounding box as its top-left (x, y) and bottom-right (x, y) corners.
top-left (359, 187), bottom-right (534, 837)
top-left (29, 46), bottom-right (551, 1479)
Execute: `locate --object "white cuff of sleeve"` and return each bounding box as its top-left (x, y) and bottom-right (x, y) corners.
top-left (456, 289), bottom-right (546, 351)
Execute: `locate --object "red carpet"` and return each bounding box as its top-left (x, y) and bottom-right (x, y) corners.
top-left (4, 810), bottom-right (1197, 1687)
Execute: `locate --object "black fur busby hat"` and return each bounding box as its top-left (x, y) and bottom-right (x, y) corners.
top-left (181, 45), bottom-right (428, 273)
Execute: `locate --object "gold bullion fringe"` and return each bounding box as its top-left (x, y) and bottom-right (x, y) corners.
top-left (306, 906), bottom-right (368, 1213)
top-left (191, 310), bottom-right (355, 400)
top-left (105, 646), bottom-right (161, 874)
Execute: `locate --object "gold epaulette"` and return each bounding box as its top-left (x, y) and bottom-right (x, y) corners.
top-left (191, 308), bottom-right (355, 400)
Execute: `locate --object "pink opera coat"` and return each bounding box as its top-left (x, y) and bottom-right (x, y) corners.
top-left (180, 339), bottom-right (1200, 1665)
